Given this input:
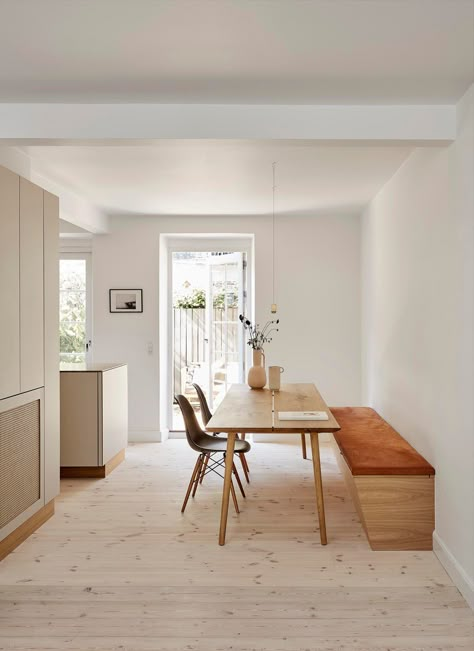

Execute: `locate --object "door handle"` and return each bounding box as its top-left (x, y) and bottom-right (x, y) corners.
top-left (86, 340), bottom-right (92, 352)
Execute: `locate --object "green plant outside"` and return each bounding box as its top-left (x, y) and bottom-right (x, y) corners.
top-left (174, 286), bottom-right (238, 309)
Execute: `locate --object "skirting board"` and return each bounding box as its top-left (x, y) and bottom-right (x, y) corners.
top-left (168, 431), bottom-right (186, 439)
top-left (433, 532), bottom-right (474, 611)
top-left (60, 449), bottom-right (125, 479)
top-left (129, 429), bottom-right (163, 442)
top-left (0, 499), bottom-right (54, 562)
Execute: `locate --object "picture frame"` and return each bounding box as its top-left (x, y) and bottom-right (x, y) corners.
top-left (109, 289), bottom-right (143, 313)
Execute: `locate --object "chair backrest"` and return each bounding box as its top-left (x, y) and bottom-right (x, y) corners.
top-left (192, 383), bottom-right (213, 426)
top-left (175, 394), bottom-right (206, 452)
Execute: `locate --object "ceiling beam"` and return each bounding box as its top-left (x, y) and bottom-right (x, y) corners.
top-left (0, 103), bottom-right (456, 143)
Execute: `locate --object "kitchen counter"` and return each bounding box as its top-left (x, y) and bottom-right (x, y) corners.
top-left (60, 362), bottom-right (128, 478)
top-left (60, 362), bottom-right (126, 373)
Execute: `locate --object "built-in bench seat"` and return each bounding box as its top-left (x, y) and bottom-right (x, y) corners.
top-left (329, 407), bottom-right (435, 551)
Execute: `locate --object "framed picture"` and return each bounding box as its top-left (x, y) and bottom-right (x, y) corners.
top-left (109, 289), bottom-right (143, 313)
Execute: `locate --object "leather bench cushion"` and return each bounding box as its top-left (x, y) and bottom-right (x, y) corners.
top-left (330, 407), bottom-right (435, 476)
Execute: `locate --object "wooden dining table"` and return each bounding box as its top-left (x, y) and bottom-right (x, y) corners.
top-left (206, 383), bottom-right (341, 545)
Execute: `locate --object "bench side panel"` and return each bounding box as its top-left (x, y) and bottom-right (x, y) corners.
top-left (354, 475), bottom-right (434, 551)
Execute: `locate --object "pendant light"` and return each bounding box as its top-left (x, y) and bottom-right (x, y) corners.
top-left (271, 161), bottom-right (278, 314)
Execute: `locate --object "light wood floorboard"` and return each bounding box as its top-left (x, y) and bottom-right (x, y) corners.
top-left (0, 440), bottom-right (472, 650)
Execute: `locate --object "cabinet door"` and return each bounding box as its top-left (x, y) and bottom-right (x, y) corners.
top-left (43, 191), bottom-right (60, 502)
top-left (0, 166), bottom-right (20, 399)
top-left (20, 178), bottom-right (44, 392)
top-left (60, 372), bottom-right (99, 467)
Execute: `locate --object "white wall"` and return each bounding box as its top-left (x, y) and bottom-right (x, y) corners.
top-left (92, 213), bottom-right (361, 440)
top-left (0, 146), bottom-right (108, 232)
top-left (362, 85), bottom-right (474, 607)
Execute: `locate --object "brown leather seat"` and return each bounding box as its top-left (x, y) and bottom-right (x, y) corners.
top-left (330, 407), bottom-right (435, 476)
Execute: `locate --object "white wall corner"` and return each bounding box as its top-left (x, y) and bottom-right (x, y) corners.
top-left (433, 532), bottom-right (474, 611)
top-left (0, 145), bottom-right (109, 233)
top-left (31, 169), bottom-right (109, 234)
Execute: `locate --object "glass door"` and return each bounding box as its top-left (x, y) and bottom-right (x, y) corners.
top-left (206, 252), bottom-right (244, 410)
top-left (171, 250), bottom-right (246, 430)
top-left (59, 253), bottom-right (92, 365)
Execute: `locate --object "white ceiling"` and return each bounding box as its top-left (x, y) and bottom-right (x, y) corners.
top-left (24, 141), bottom-right (412, 217)
top-left (1, 0), bottom-right (473, 104)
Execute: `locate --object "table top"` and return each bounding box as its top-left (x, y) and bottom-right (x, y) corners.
top-left (206, 383), bottom-right (340, 433)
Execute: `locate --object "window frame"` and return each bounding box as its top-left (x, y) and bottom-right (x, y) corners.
top-left (59, 252), bottom-right (93, 364)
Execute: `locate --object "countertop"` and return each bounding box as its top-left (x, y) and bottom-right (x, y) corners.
top-left (60, 362), bottom-right (127, 373)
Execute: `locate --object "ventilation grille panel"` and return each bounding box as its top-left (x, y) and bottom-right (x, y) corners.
top-left (0, 400), bottom-right (40, 529)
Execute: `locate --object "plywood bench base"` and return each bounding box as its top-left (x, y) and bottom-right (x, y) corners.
top-left (0, 499), bottom-right (55, 562)
top-left (333, 442), bottom-right (434, 550)
top-left (61, 448), bottom-right (125, 479)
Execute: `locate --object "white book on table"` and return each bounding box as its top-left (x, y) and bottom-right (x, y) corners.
top-left (278, 411), bottom-right (329, 421)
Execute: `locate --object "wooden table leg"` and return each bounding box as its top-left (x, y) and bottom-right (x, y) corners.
top-left (310, 432), bottom-right (327, 545)
top-left (219, 432), bottom-right (236, 546)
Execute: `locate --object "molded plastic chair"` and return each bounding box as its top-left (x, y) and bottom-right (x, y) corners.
top-left (175, 394), bottom-right (250, 514)
top-left (193, 383), bottom-right (251, 482)
top-left (192, 382), bottom-right (213, 427)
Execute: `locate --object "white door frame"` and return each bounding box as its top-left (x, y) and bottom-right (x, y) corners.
top-left (160, 234), bottom-right (254, 434)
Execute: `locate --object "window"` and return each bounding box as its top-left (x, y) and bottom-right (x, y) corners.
top-left (59, 254), bottom-right (92, 364)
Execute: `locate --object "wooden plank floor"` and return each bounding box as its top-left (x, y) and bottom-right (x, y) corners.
top-left (0, 440), bottom-right (473, 650)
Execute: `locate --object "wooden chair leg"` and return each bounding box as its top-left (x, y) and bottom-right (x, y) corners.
top-left (301, 433), bottom-right (307, 459)
top-left (199, 453), bottom-right (210, 484)
top-left (232, 462), bottom-right (246, 498)
top-left (236, 433), bottom-right (250, 480)
top-left (191, 455), bottom-right (204, 498)
top-left (230, 479), bottom-right (240, 514)
top-left (239, 454), bottom-right (250, 483)
top-left (181, 455), bottom-right (202, 513)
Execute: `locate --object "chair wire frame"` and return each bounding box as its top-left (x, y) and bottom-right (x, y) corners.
top-left (181, 451), bottom-right (245, 514)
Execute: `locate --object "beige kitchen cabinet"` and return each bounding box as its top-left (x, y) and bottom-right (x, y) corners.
top-left (60, 363), bottom-right (128, 477)
top-left (0, 166), bottom-right (20, 400)
top-left (0, 164), bottom-right (59, 561)
top-left (20, 178), bottom-right (44, 393)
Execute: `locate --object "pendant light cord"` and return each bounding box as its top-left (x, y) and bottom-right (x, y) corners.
top-left (272, 161), bottom-right (276, 307)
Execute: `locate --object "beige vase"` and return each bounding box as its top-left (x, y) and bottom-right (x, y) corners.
top-left (248, 349), bottom-right (266, 389)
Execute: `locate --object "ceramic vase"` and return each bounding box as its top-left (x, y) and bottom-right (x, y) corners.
top-left (248, 349), bottom-right (266, 389)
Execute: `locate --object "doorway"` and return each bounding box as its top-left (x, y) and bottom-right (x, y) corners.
top-left (167, 243), bottom-right (251, 431)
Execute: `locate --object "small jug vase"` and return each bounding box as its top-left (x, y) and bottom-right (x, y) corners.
top-left (248, 349), bottom-right (266, 389)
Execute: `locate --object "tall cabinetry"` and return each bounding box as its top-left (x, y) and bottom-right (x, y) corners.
top-left (0, 165), bottom-right (59, 559)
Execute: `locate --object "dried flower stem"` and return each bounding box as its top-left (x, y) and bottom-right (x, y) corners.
top-left (239, 314), bottom-right (280, 351)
